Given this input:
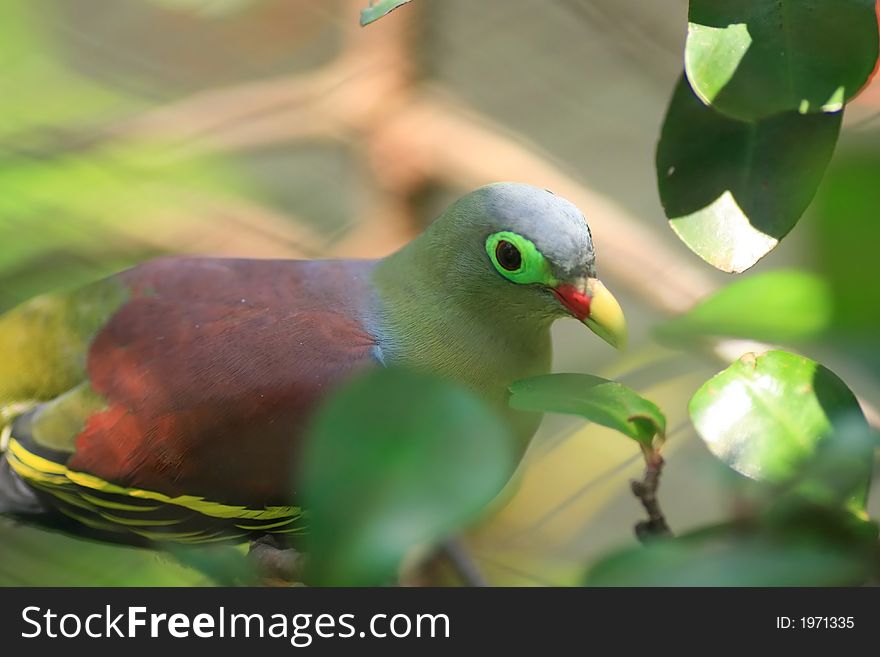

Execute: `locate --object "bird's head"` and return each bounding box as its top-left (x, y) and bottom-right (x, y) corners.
top-left (426, 182), bottom-right (627, 348)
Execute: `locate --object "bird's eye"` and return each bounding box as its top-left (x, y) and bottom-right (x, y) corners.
top-left (495, 240), bottom-right (522, 271)
top-left (485, 231), bottom-right (554, 286)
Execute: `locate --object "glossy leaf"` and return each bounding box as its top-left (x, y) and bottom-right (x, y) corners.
top-left (689, 351), bottom-right (869, 489)
top-left (360, 0), bottom-right (413, 26)
top-left (657, 270), bottom-right (833, 344)
top-left (686, 0), bottom-right (879, 121)
top-left (657, 76), bottom-right (841, 272)
top-left (584, 525), bottom-right (871, 586)
top-left (508, 374), bottom-right (665, 449)
top-left (301, 368), bottom-right (515, 586)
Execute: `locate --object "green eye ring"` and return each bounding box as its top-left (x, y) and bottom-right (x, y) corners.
top-left (485, 231), bottom-right (557, 286)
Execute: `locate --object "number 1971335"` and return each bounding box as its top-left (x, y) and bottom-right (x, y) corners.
top-left (776, 617), bottom-right (854, 629)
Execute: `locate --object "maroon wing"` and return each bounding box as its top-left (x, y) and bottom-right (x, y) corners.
top-left (68, 256), bottom-right (379, 507)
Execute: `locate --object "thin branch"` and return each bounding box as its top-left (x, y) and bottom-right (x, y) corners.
top-left (440, 538), bottom-right (489, 587)
top-left (631, 449), bottom-right (672, 542)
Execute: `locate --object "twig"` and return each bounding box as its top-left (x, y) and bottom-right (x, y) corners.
top-left (440, 538), bottom-right (489, 587)
top-left (630, 449), bottom-right (672, 542)
top-left (247, 535), bottom-right (306, 583)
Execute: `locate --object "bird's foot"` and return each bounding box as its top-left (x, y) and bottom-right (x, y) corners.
top-left (248, 535), bottom-right (306, 584)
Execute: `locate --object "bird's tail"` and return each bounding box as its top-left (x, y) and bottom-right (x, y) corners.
top-left (0, 456), bottom-right (45, 514)
top-left (0, 402), bottom-right (46, 514)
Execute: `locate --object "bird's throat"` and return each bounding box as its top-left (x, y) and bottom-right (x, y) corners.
top-left (368, 248), bottom-right (552, 447)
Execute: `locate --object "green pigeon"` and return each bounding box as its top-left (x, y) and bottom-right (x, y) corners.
top-left (0, 182), bottom-right (625, 550)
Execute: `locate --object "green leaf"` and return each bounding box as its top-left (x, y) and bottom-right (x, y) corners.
top-left (584, 524), bottom-right (872, 586)
top-left (300, 368), bottom-right (515, 586)
top-left (777, 418), bottom-right (878, 513)
top-left (508, 374), bottom-right (665, 449)
top-left (0, 518), bottom-right (217, 586)
top-left (812, 150), bottom-right (880, 337)
top-left (165, 544), bottom-right (257, 586)
top-left (657, 76), bottom-right (841, 272)
top-left (657, 270), bottom-right (833, 344)
top-left (360, 0), bottom-right (413, 26)
top-left (685, 0), bottom-right (879, 122)
top-left (689, 350), bottom-right (872, 505)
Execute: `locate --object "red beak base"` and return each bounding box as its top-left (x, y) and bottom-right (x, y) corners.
top-left (552, 284), bottom-right (591, 322)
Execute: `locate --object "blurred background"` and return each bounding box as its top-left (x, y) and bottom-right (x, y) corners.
top-left (1, 0), bottom-right (878, 585)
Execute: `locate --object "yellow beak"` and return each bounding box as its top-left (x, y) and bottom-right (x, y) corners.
top-left (585, 278), bottom-right (627, 349)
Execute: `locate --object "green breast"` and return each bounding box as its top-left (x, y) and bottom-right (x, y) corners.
top-left (373, 306), bottom-right (553, 450)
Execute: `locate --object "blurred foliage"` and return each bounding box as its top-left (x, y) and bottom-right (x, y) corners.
top-left (813, 149), bottom-right (880, 342)
top-left (300, 368), bottom-right (514, 586)
top-left (685, 0), bottom-right (878, 121)
top-left (0, 0), bottom-right (148, 307)
top-left (0, 517), bottom-right (216, 586)
top-left (148, 0), bottom-right (258, 19)
top-left (0, 142), bottom-right (243, 310)
top-left (0, 0), bottom-right (145, 138)
top-left (0, 0), bottom-right (263, 311)
top-left (657, 270), bottom-right (833, 344)
top-left (584, 517), bottom-right (877, 586)
top-left (166, 543), bottom-right (257, 586)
